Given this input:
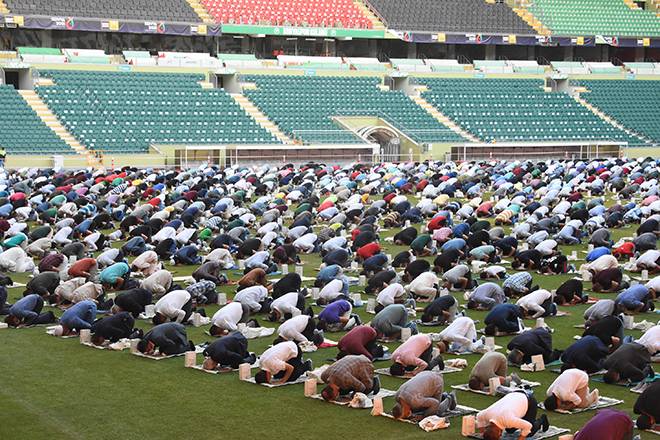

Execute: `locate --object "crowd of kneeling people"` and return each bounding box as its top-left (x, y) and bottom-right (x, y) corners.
top-left (0, 157), bottom-right (659, 438)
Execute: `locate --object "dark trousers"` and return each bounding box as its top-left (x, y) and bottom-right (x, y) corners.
top-left (496, 317), bottom-right (520, 333)
top-left (26, 296), bottom-right (56, 326)
top-left (540, 297), bottom-right (557, 317)
top-left (274, 346), bottom-right (307, 382)
top-left (505, 393), bottom-right (543, 436)
top-left (180, 298), bottom-right (194, 323)
top-left (404, 345), bottom-right (443, 372)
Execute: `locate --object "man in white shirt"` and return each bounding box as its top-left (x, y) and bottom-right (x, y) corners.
top-left (209, 302), bottom-right (253, 336)
top-left (406, 271), bottom-right (440, 301)
top-left (544, 368), bottom-right (599, 411)
top-left (317, 278), bottom-right (347, 305)
top-left (516, 289), bottom-right (556, 319)
top-left (477, 391), bottom-right (549, 440)
top-left (255, 340), bottom-right (312, 385)
top-left (293, 233), bottom-right (317, 254)
top-left (535, 239), bottom-right (558, 257)
top-left (269, 291), bottom-right (307, 322)
top-left (140, 269), bottom-right (173, 298)
top-left (234, 285), bottom-right (269, 313)
top-left (275, 315), bottom-right (323, 345)
top-left (636, 325), bottom-right (660, 354)
top-left (442, 264), bottom-right (471, 290)
top-left (588, 254), bottom-right (619, 274)
top-left (437, 316), bottom-right (478, 353)
top-left (153, 290), bottom-right (192, 325)
top-left (375, 283), bottom-right (408, 312)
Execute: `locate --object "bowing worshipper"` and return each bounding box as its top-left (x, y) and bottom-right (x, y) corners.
top-left (636, 324), bottom-right (660, 355)
top-left (99, 261), bottom-right (130, 290)
top-left (152, 289), bottom-right (192, 325)
top-left (67, 257), bottom-right (99, 281)
top-left (391, 371), bottom-right (457, 420)
top-left (370, 304), bottom-right (417, 340)
top-left (140, 269), bottom-right (173, 298)
top-left (479, 265), bottom-right (507, 280)
top-left (583, 299), bottom-right (616, 325)
top-left (90, 312), bottom-right (140, 345)
top-left (130, 250), bottom-right (160, 277)
top-left (365, 270), bottom-right (397, 295)
top-left (405, 270), bottom-right (441, 301)
top-left (634, 380), bottom-right (660, 430)
top-left (615, 284), bottom-right (655, 313)
top-left (268, 291), bottom-right (309, 322)
top-left (582, 314), bottom-right (624, 348)
top-left (317, 278), bottom-right (350, 306)
top-left (543, 369), bottom-right (599, 411)
top-left (561, 335), bottom-right (610, 374)
top-left (185, 280), bottom-right (218, 305)
top-left (502, 271), bottom-right (535, 298)
top-left (320, 355), bottom-right (381, 401)
top-left (516, 289), bottom-right (557, 319)
top-left (375, 282), bottom-right (410, 312)
top-left (603, 342), bottom-right (654, 384)
top-left (554, 279), bottom-right (587, 305)
top-left (233, 285), bottom-right (269, 314)
top-left (57, 300), bottom-right (97, 336)
top-left (24, 271), bottom-right (60, 298)
top-left (420, 295), bottom-right (458, 324)
top-left (484, 304), bottom-right (524, 336)
top-left (507, 327), bottom-right (561, 366)
top-left (337, 326), bottom-right (384, 361)
top-left (113, 288), bottom-right (152, 318)
top-left (192, 260), bottom-right (228, 285)
top-left (209, 302), bottom-right (255, 336)
top-left (476, 391), bottom-right (549, 440)
top-left (275, 314), bottom-right (324, 345)
top-left (136, 322), bottom-right (194, 356)
top-left (173, 244), bottom-right (202, 265)
top-left (573, 409), bottom-right (634, 440)
top-left (468, 352), bottom-right (521, 391)
top-left (236, 268), bottom-right (270, 291)
top-left (202, 332), bottom-right (257, 371)
top-left (4, 294), bottom-right (56, 327)
top-left (436, 316), bottom-right (480, 353)
top-left (317, 299), bottom-right (359, 332)
top-left (389, 334), bottom-right (444, 377)
top-left (441, 263), bottom-right (473, 290)
top-left (272, 273), bottom-right (302, 299)
top-left (467, 282), bottom-right (506, 311)
top-left (255, 340), bottom-right (313, 385)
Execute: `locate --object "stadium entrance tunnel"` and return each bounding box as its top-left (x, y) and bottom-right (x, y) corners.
top-left (357, 125), bottom-right (401, 161)
top-left (0, 67), bottom-right (33, 90)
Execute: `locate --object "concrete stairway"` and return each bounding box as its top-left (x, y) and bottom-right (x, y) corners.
top-left (511, 5), bottom-right (552, 36)
top-left (185, 0), bottom-right (215, 23)
top-left (231, 94), bottom-right (294, 144)
top-left (355, 0), bottom-right (386, 30)
top-left (18, 90), bottom-right (101, 167)
top-left (410, 95), bottom-right (481, 143)
top-left (574, 94), bottom-right (653, 146)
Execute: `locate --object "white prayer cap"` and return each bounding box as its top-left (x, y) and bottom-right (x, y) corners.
top-left (52, 325), bottom-right (64, 337)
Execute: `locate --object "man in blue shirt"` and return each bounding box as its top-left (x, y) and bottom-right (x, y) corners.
top-left (615, 284), bottom-right (655, 313)
top-left (59, 300), bottom-right (97, 335)
top-left (5, 294), bottom-right (56, 327)
top-left (561, 335), bottom-right (609, 374)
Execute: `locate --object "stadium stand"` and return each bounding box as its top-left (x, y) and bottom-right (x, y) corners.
top-left (528, 0), bottom-right (660, 37)
top-left (157, 52), bottom-right (220, 68)
top-left (426, 59), bottom-right (466, 73)
top-left (624, 62), bottom-right (660, 75)
top-left (420, 78), bottom-right (640, 144)
top-left (200, 0), bottom-right (372, 28)
top-left (508, 60), bottom-right (546, 74)
top-left (577, 79), bottom-right (660, 144)
top-left (365, 0), bottom-right (535, 34)
top-left (473, 60), bottom-right (513, 74)
top-left (123, 51), bottom-right (158, 67)
top-left (390, 58), bottom-right (432, 73)
top-left (346, 57), bottom-right (389, 72)
top-left (584, 62), bottom-right (623, 74)
top-left (0, 85), bottom-right (73, 155)
top-left (4, 0), bottom-right (201, 22)
top-left (63, 49), bottom-right (112, 65)
top-left (218, 53), bottom-right (266, 69)
top-left (277, 55), bottom-right (348, 70)
top-left (551, 61), bottom-right (590, 75)
top-left (17, 47), bottom-right (67, 64)
top-left (243, 75), bottom-right (464, 144)
top-left (35, 70), bottom-right (279, 153)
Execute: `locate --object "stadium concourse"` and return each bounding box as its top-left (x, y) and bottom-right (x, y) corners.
top-left (0, 158), bottom-right (659, 440)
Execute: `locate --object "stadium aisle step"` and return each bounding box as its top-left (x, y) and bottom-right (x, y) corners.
top-left (355, 0), bottom-right (386, 30)
top-left (573, 94), bottom-right (653, 147)
top-left (512, 5), bottom-right (551, 36)
top-left (409, 94), bottom-right (482, 143)
top-left (185, 0), bottom-right (215, 23)
top-left (231, 93), bottom-right (295, 145)
top-left (17, 90), bottom-right (102, 167)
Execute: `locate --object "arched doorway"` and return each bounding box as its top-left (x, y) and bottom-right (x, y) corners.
top-left (356, 126), bottom-right (401, 161)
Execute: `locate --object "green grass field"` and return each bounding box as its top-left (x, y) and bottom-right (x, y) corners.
top-left (0, 193), bottom-right (657, 440)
